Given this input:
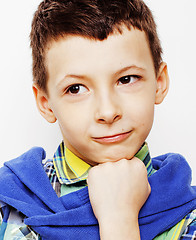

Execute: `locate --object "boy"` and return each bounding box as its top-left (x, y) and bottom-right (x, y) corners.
top-left (0, 0), bottom-right (196, 239)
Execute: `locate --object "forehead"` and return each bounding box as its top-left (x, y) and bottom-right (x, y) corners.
top-left (45, 28), bottom-right (154, 85)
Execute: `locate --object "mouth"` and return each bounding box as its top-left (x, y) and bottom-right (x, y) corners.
top-left (92, 130), bottom-right (132, 144)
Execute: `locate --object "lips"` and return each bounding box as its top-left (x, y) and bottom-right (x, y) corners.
top-left (92, 130), bottom-right (132, 144)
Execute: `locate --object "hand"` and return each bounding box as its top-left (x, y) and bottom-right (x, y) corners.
top-left (87, 157), bottom-right (151, 240)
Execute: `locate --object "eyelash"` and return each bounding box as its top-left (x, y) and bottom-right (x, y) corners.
top-left (65, 84), bottom-right (87, 95)
top-left (64, 75), bottom-right (141, 95)
top-left (117, 75), bottom-right (141, 85)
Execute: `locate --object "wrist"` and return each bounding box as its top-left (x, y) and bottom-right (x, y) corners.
top-left (98, 212), bottom-right (140, 240)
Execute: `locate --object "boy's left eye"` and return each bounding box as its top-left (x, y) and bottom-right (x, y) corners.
top-left (118, 75), bottom-right (140, 85)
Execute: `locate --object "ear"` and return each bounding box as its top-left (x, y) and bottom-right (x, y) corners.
top-left (32, 84), bottom-right (57, 123)
top-left (155, 62), bottom-right (170, 105)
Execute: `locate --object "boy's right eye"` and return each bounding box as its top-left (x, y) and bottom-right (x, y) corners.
top-left (65, 84), bottom-right (88, 95)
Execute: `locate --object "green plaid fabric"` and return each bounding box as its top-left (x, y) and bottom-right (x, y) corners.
top-left (53, 141), bottom-right (155, 186)
top-left (53, 141), bottom-right (91, 185)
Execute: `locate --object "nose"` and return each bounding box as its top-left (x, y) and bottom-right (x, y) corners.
top-left (94, 91), bottom-right (122, 124)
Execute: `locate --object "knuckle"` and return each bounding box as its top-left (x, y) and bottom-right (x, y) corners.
top-left (118, 158), bottom-right (127, 165)
top-left (130, 157), bottom-right (148, 176)
top-left (132, 157), bottom-right (144, 167)
top-left (88, 165), bottom-right (99, 176)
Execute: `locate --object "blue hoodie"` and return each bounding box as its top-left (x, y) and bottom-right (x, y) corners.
top-left (0, 147), bottom-right (195, 240)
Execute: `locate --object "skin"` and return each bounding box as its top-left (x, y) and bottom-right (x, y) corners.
top-left (88, 157), bottom-right (151, 240)
top-left (33, 26), bottom-right (169, 239)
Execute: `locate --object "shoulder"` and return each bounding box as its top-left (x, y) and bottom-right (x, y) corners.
top-left (1, 147), bottom-right (45, 168)
top-left (152, 152), bottom-right (190, 172)
top-left (0, 147), bottom-right (46, 186)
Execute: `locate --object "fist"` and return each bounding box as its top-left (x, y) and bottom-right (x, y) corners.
top-left (88, 157), bottom-right (151, 222)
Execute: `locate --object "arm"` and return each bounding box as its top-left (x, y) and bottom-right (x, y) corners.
top-left (0, 201), bottom-right (7, 238)
top-left (88, 157), bottom-right (151, 240)
top-left (180, 209), bottom-right (196, 239)
top-left (0, 202), bottom-right (40, 240)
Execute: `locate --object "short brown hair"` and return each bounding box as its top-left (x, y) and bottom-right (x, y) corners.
top-left (30, 0), bottom-right (162, 94)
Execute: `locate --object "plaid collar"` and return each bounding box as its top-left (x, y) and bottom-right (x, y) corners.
top-left (53, 142), bottom-right (154, 185)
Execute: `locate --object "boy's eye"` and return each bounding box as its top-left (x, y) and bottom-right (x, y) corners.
top-left (66, 84), bottom-right (88, 95)
top-left (118, 75), bottom-right (140, 85)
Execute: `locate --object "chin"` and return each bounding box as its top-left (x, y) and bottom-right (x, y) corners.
top-left (110, 145), bottom-right (137, 159)
top-left (101, 152), bottom-right (134, 163)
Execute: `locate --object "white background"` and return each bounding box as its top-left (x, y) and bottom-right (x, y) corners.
top-left (0, 0), bottom-right (195, 184)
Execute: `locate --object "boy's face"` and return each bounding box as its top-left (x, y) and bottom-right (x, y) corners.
top-left (34, 27), bottom-right (169, 165)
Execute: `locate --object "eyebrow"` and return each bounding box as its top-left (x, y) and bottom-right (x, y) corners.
top-left (112, 65), bottom-right (146, 78)
top-left (56, 74), bottom-right (86, 91)
top-left (56, 65), bottom-right (146, 90)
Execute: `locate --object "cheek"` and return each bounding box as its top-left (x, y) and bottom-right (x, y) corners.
top-left (58, 108), bottom-right (90, 140)
top-left (127, 96), bottom-right (155, 128)
top-left (60, 117), bottom-right (83, 136)
top-left (140, 105), bottom-right (155, 136)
